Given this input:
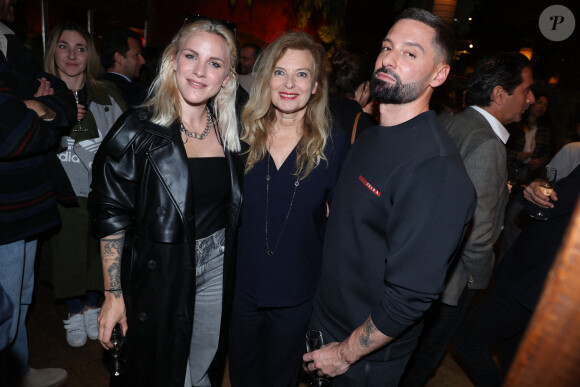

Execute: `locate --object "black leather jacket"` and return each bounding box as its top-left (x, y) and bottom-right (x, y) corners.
top-left (89, 109), bottom-right (244, 386)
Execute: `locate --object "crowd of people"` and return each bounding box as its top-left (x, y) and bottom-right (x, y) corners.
top-left (1, 1), bottom-right (578, 387)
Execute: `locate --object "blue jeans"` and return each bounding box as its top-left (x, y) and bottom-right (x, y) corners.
top-left (185, 228), bottom-right (225, 387)
top-left (0, 239), bottom-right (36, 376)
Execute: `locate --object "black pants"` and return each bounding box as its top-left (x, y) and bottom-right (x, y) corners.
top-left (400, 286), bottom-right (476, 387)
top-left (452, 286), bottom-right (530, 387)
top-left (228, 287), bottom-right (312, 387)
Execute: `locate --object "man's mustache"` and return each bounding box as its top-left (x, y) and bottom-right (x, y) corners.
top-left (373, 67), bottom-right (401, 84)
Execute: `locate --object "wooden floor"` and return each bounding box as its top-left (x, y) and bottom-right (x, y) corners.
top-left (27, 281), bottom-right (474, 387)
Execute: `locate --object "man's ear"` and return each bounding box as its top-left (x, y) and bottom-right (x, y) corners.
top-left (430, 64), bottom-right (450, 88)
top-left (113, 52), bottom-right (124, 66)
top-left (491, 85), bottom-right (506, 106)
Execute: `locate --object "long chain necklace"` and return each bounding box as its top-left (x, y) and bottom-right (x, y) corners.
top-left (180, 106), bottom-right (212, 143)
top-left (265, 154), bottom-right (300, 256)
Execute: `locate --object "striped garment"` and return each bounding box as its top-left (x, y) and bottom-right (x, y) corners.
top-left (1, 62), bottom-right (76, 243)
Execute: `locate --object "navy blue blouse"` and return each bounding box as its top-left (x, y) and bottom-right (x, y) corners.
top-left (236, 128), bottom-right (350, 307)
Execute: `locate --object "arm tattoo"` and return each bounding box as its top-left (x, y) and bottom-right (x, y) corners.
top-left (101, 231), bottom-right (125, 299)
top-left (359, 319), bottom-right (377, 348)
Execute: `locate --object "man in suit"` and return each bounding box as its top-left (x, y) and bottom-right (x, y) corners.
top-left (100, 29), bottom-right (146, 108)
top-left (401, 52), bottom-right (535, 386)
top-left (1, 0), bottom-right (75, 384)
top-left (452, 164), bottom-right (580, 386)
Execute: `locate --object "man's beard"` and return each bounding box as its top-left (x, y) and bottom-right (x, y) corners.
top-left (370, 67), bottom-right (425, 104)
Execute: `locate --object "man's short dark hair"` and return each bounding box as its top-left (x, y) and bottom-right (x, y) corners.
top-left (100, 29), bottom-right (142, 69)
top-left (395, 8), bottom-right (455, 65)
top-left (242, 43), bottom-right (262, 59)
top-left (466, 52), bottom-right (531, 107)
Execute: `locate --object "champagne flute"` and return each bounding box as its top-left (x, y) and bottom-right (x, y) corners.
top-left (305, 330), bottom-right (330, 386)
top-left (530, 167), bottom-right (557, 220)
top-left (108, 324), bottom-right (126, 377)
top-left (71, 89), bottom-right (87, 132)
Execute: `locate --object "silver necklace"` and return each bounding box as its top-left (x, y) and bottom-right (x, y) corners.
top-left (180, 106), bottom-right (212, 142)
top-left (265, 155), bottom-right (299, 256)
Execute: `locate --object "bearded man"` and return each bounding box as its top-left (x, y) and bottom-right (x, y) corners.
top-left (303, 8), bottom-right (477, 386)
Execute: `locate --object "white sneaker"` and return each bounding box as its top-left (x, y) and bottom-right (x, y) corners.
top-left (83, 307), bottom-right (100, 340)
top-left (63, 313), bottom-right (87, 347)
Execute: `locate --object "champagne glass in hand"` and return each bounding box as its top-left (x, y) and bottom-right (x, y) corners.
top-left (530, 167), bottom-right (557, 220)
top-left (108, 323), bottom-right (126, 377)
top-left (305, 330), bottom-right (330, 386)
top-left (71, 89), bottom-right (87, 132)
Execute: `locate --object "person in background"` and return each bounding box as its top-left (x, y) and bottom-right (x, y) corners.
top-left (100, 29), bottom-right (147, 108)
top-left (303, 8), bottom-right (476, 386)
top-left (506, 86), bottom-right (553, 183)
top-left (500, 86), bottom-right (551, 262)
top-left (329, 49), bottom-right (377, 142)
top-left (238, 42), bottom-right (260, 75)
top-left (43, 21), bottom-right (126, 348)
top-left (452, 164), bottom-right (580, 386)
top-left (1, 0), bottom-right (75, 384)
top-left (238, 43), bottom-right (261, 93)
top-left (228, 31), bottom-right (350, 386)
top-left (90, 19), bottom-right (243, 386)
top-left (402, 51), bottom-right (535, 386)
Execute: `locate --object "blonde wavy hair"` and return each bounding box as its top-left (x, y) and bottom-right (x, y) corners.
top-left (44, 21), bottom-right (105, 96)
top-left (242, 31), bottom-right (330, 179)
top-left (142, 20), bottom-right (240, 152)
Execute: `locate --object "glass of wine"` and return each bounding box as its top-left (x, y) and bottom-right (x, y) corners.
top-left (108, 323), bottom-right (126, 377)
top-left (71, 89), bottom-right (87, 132)
top-left (305, 330), bottom-right (330, 386)
top-left (530, 167), bottom-right (557, 220)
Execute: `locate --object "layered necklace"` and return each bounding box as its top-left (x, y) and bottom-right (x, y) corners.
top-left (265, 154), bottom-right (300, 256)
top-left (180, 106), bottom-right (212, 143)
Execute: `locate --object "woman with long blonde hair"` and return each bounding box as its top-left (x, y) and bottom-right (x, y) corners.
top-left (229, 31), bottom-right (350, 386)
top-left (89, 19), bottom-right (243, 386)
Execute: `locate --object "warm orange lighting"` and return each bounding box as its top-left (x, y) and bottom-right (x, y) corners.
top-left (519, 47), bottom-right (533, 60)
top-left (432, 0), bottom-right (457, 24)
top-left (548, 76), bottom-right (559, 85)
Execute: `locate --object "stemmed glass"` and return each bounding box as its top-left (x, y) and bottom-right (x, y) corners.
top-left (71, 89), bottom-right (87, 132)
top-left (108, 324), bottom-right (126, 377)
top-left (530, 167), bottom-right (557, 220)
top-left (305, 330), bottom-right (330, 386)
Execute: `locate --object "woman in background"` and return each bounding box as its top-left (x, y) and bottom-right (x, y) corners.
top-left (228, 31), bottom-right (350, 386)
top-left (89, 20), bottom-right (243, 386)
top-left (44, 21), bottom-right (126, 348)
top-left (329, 49), bottom-right (377, 142)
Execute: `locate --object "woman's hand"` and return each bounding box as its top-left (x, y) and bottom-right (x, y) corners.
top-left (98, 293), bottom-right (128, 350)
top-left (76, 103), bottom-right (86, 121)
top-left (517, 151), bottom-right (533, 161)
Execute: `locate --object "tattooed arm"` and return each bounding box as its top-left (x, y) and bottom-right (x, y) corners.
top-left (97, 230), bottom-right (128, 350)
top-left (302, 315), bottom-right (392, 377)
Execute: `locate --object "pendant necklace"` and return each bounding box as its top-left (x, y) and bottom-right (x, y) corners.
top-left (180, 106), bottom-right (212, 143)
top-left (265, 154), bottom-right (299, 256)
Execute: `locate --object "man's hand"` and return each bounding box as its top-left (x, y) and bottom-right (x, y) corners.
top-left (23, 100), bottom-right (56, 121)
top-left (303, 341), bottom-right (353, 378)
top-left (34, 78), bottom-right (54, 97)
top-left (524, 180), bottom-right (558, 208)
